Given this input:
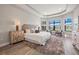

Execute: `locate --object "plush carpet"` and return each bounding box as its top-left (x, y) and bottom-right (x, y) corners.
top-left (25, 35), bottom-right (64, 55)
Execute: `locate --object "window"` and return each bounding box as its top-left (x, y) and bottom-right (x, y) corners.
top-left (49, 19), bottom-right (61, 31)
top-left (49, 20), bottom-right (55, 31)
top-left (54, 19), bottom-right (61, 31)
top-left (41, 21), bottom-right (46, 25)
top-left (41, 21), bottom-right (47, 31)
top-left (65, 16), bottom-right (72, 32)
top-left (41, 26), bottom-right (46, 31)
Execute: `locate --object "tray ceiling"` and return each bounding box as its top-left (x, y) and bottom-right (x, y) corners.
top-left (28, 4), bottom-right (67, 15)
top-left (13, 4), bottom-right (78, 18)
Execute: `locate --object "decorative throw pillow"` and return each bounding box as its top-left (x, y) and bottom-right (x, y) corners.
top-left (30, 28), bottom-right (35, 33)
top-left (35, 30), bottom-right (39, 33)
top-left (26, 29), bottom-right (30, 33)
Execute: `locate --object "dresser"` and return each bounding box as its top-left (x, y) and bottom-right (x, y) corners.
top-left (9, 31), bottom-right (24, 44)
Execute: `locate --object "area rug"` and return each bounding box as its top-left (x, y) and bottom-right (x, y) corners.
top-left (25, 35), bottom-right (64, 55)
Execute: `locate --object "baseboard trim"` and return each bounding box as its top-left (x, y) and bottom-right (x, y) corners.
top-left (0, 42), bottom-right (10, 47)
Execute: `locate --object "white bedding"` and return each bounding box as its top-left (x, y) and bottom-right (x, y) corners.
top-left (24, 32), bottom-right (51, 45)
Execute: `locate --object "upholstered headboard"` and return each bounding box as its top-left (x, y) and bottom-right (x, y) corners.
top-left (22, 24), bottom-right (37, 33)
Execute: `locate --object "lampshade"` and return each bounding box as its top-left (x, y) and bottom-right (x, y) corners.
top-left (15, 19), bottom-right (20, 31)
top-left (15, 19), bottom-right (20, 26)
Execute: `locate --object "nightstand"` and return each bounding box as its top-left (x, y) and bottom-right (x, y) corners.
top-left (9, 31), bottom-right (24, 44)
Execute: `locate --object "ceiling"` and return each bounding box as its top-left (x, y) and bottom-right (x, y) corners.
top-left (14, 4), bottom-right (78, 18)
top-left (28, 4), bottom-right (67, 15)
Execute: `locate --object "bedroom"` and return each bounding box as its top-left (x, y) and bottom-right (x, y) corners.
top-left (0, 4), bottom-right (79, 55)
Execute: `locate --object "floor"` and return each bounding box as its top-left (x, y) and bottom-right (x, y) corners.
top-left (0, 36), bottom-right (78, 55)
top-left (63, 37), bottom-right (78, 55)
top-left (0, 41), bottom-right (43, 55)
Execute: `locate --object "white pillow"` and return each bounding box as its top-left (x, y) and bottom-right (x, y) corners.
top-left (31, 28), bottom-right (35, 33)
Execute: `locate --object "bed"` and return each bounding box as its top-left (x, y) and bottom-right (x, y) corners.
top-left (24, 32), bottom-right (51, 45)
top-left (22, 24), bottom-right (51, 45)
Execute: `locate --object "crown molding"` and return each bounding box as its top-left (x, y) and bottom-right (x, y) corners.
top-left (26, 4), bottom-right (78, 18)
top-left (10, 4), bottom-right (78, 18)
top-left (26, 4), bottom-right (67, 17)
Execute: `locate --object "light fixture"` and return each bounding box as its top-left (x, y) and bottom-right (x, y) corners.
top-left (15, 19), bottom-right (20, 31)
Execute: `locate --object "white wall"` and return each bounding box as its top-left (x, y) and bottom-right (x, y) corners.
top-left (73, 5), bottom-right (79, 32)
top-left (0, 5), bottom-right (41, 47)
